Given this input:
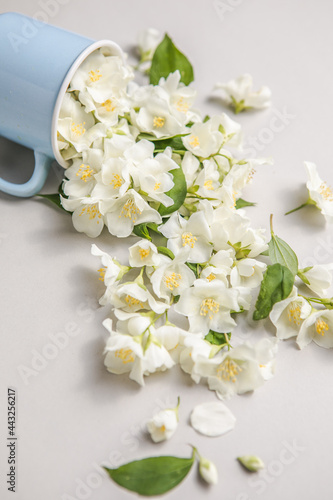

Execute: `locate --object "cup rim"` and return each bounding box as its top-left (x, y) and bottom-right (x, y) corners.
top-left (51, 39), bottom-right (124, 168)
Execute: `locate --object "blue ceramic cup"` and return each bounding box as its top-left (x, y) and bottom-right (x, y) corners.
top-left (0, 12), bottom-right (123, 197)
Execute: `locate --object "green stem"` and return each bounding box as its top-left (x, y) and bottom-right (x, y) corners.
top-left (285, 198), bottom-right (314, 216)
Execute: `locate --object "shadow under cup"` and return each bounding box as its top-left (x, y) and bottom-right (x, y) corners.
top-left (0, 12), bottom-right (123, 197)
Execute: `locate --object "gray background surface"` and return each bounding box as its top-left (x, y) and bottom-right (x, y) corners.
top-left (1, 1), bottom-right (333, 499)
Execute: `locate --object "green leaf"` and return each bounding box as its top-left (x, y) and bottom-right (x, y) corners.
top-left (158, 166), bottom-right (187, 216)
top-left (132, 223), bottom-right (152, 241)
top-left (150, 34), bottom-right (194, 86)
top-left (157, 246), bottom-right (175, 260)
top-left (253, 263), bottom-right (294, 320)
top-left (205, 330), bottom-right (231, 346)
top-left (137, 133), bottom-right (189, 153)
top-left (186, 262), bottom-right (199, 278)
top-left (268, 232), bottom-right (298, 277)
top-left (104, 453), bottom-right (195, 496)
top-left (36, 182), bottom-right (68, 213)
top-left (235, 198), bottom-right (256, 209)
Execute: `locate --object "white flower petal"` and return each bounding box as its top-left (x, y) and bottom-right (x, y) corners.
top-left (190, 401), bottom-right (236, 437)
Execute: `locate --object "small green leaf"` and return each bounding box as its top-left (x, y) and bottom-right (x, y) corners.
top-left (157, 246), bottom-right (175, 260)
top-left (205, 330), bottom-right (231, 346)
top-left (132, 223), bottom-right (152, 241)
top-left (158, 166), bottom-right (187, 216)
top-left (268, 215), bottom-right (298, 276)
top-left (253, 263), bottom-right (294, 320)
top-left (36, 182), bottom-right (68, 212)
top-left (235, 198), bottom-right (256, 209)
top-left (104, 453), bottom-right (195, 496)
top-left (186, 262), bottom-right (199, 278)
top-left (150, 34), bottom-right (194, 86)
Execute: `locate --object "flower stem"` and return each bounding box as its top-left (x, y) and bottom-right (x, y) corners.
top-left (285, 198), bottom-right (314, 216)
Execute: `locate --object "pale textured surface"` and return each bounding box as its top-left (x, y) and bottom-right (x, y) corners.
top-left (1, 1), bottom-right (333, 499)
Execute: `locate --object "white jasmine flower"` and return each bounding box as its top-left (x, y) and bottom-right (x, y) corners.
top-left (174, 279), bottom-right (240, 335)
top-left (190, 401), bottom-right (236, 437)
top-left (61, 197), bottom-right (105, 238)
top-left (91, 244), bottom-right (130, 288)
top-left (57, 94), bottom-right (107, 153)
top-left (298, 264), bottom-right (333, 296)
top-left (198, 456), bottom-right (218, 485)
top-left (62, 148), bottom-right (103, 198)
top-left (150, 250), bottom-right (196, 300)
top-left (153, 324), bottom-right (189, 363)
top-left (224, 157), bottom-right (272, 200)
top-left (109, 281), bottom-right (168, 314)
top-left (269, 287), bottom-right (312, 340)
top-left (179, 336), bottom-right (214, 382)
top-left (101, 189), bottom-right (162, 238)
top-left (182, 120), bottom-right (224, 158)
top-left (193, 338), bottom-right (278, 399)
top-left (213, 74), bottom-right (271, 113)
top-left (137, 28), bottom-right (162, 62)
top-left (195, 159), bottom-right (223, 200)
top-left (211, 113), bottom-right (243, 149)
top-left (157, 71), bottom-right (198, 125)
top-left (132, 92), bottom-right (186, 138)
top-left (159, 211), bottom-right (212, 264)
top-left (200, 266), bottom-right (229, 287)
top-left (230, 259), bottom-right (267, 289)
top-left (146, 397), bottom-right (180, 443)
top-left (304, 162), bottom-right (333, 223)
top-left (91, 157), bottom-right (131, 200)
top-left (297, 309), bottom-right (333, 349)
top-left (129, 240), bottom-right (161, 267)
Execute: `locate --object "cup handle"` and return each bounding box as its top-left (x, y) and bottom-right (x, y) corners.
top-left (0, 150), bottom-right (53, 197)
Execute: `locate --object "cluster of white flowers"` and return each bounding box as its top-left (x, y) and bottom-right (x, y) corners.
top-left (56, 32), bottom-right (333, 407)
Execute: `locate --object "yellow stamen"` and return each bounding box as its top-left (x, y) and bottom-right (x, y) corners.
top-left (110, 173), bottom-right (124, 189)
top-left (206, 273), bottom-right (216, 282)
top-left (189, 135), bottom-right (200, 148)
top-left (119, 199), bottom-right (141, 222)
top-left (176, 97), bottom-right (190, 113)
top-left (79, 204), bottom-right (102, 224)
top-left (125, 295), bottom-right (144, 308)
top-left (76, 164), bottom-right (95, 182)
top-left (247, 168), bottom-right (256, 183)
top-left (204, 180), bottom-right (214, 190)
top-left (160, 425), bottom-right (166, 432)
top-left (288, 303), bottom-right (301, 326)
top-left (217, 358), bottom-right (242, 383)
top-left (71, 122), bottom-right (86, 138)
top-left (89, 70), bottom-right (102, 82)
top-left (115, 348), bottom-right (135, 364)
top-left (153, 116), bottom-right (165, 128)
top-left (164, 272), bottom-right (182, 291)
top-left (315, 318), bottom-right (329, 336)
top-left (101, 99), bottom-right (116, 112)
top-left (139, 248), bottom-right (150, 259)
top-left (154, 182), bottom-right (161, 191)
top-left (182, 232), bottom-right (197, 248)
top-left (200, 298), bottom-right (220, 320)
top-left (319, 182), bottom-right (333, 201)
top-left (98, 267), bottom-right (106, 281)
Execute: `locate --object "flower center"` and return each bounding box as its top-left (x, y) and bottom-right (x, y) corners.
top-left (115, 348), bottom-right (135, 364)
top-left (76, 164), bottom-right (95, 182)
top-left (288, 302), bottom-right (301, 326)
top-left (315, 318), bottom-right (329, 336)
top-left (120, 199), bottom-right (142, 222)
top-left (89, 70), bottom-right (102, 82)
top-left (204, 180), bottom-right (214, 190)
top-left (160, 425), bottom-right (166, 432)
top-left (79, 204), bottom-right (102, 223)
top-left (71, 122), bottom-right (86, 138)
top-left (164, 272), bottom-right (182, 291)
top-left (200, 298), bottom-right (220, 319)
top-left (176, 97), bottom-right (190, 113)
top-left (182, 232), bottom-right (197, 248)
top-left (102, 99), bottom-right (116, 112)
top-left (139, 248), bottom-right (150, 259)
top-left (206, 273), bottom-right (216, 282)
top-left (189, 135), bottom-right (200, 148)
top-left (319, 182), bottom-right (333, 201)
top-left (125, 295), bottom-right (144, 308)
top-left (110, 173), bottom-right (124, 189)
top-left (98, 267), bottom-right (106, 281)
top-left (247, 168), bottom-right (256, 183)
top-left (217, 358), bottom-right (242, 383)
top-left (153, 116), bottom-right (165, 128)
top-left (154, 182), bottom-right (161, 191)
